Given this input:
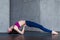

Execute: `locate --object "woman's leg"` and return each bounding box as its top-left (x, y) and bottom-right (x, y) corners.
top-left (26, 21), bottom-right (58, 34)
top-left (26, 21), bottom-right (52, 33)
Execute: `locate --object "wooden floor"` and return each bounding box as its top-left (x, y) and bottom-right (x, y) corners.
top-left (0, 31), bottom-right (59, 40)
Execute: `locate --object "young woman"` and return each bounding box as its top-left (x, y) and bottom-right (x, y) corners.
top-left (8, 20), bottom-right (58, 35)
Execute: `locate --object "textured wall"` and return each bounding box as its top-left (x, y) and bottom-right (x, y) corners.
top-left (10, 0), bottom-right (41, 31)
top-left (10, 0), bottom-right (60, 31)
top-left (40, 0), bottom-right (60, 31)
top-left (0, 0), bottom-right (9, 32)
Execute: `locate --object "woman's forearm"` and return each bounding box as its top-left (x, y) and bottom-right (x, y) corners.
top-left (21, 26), bottom-right (25, 34)
top-left (14, 26), bottom-right (25, 34)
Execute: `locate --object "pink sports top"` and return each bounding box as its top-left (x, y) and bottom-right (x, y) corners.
top-left (14, 22), bottom-right (21, 29)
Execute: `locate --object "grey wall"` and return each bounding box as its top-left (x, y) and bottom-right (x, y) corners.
top-left (0, 0), bottom-right (60, 33)
top-left (0, 0), bottom-right (9, 32)
top-left (10, 0), bottom-right (41, 31)
top-left (40, 0), bottom-right (60, 31)
top-left (10, 0), bottom-right (60, 31)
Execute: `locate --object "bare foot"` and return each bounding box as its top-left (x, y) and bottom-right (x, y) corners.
top-left (52, 31), bottom-right (58, 35)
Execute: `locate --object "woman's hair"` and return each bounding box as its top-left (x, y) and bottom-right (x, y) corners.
top-left (8, 29), bottom-right (19, 34)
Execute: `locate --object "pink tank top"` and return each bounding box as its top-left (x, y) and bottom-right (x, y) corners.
top-left (14, 22), bottom-right (21, 29)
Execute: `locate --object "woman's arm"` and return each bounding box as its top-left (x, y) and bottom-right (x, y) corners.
top-left (14, 25), bottom-right (25, 34)
top-left (9, 25), bottom-right (14, 29)
top-left (8, 25), bottom-right (14, 33)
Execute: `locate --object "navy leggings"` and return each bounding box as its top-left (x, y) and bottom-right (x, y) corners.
top-left (26, 20), bottom-right (52, 33)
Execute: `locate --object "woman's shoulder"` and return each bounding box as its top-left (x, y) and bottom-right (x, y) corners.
top-left (18, 20), bottom-right (26, 23)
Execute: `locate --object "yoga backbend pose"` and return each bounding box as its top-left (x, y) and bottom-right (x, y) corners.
top-left (8, 20), bottom-right (58, 35)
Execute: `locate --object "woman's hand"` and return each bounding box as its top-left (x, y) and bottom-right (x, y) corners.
top-left (8, 28), bottom-right (12, 33)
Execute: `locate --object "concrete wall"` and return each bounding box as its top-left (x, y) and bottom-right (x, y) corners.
top-left (40, 0), bottom-right (60, 31)
top-left (0, 0), bottom-right (60, 33)
top-left (0, 0), bottom-right (9, 32)
top-left (10, 0), bottom-right (40, 31)
top-left (10, 0), bottom-right (60, 31)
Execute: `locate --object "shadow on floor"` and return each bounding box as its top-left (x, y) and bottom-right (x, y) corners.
top-left (0, 31), bottom-right (59, 40)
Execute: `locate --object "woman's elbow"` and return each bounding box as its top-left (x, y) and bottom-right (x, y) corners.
top-left (21, 32), bottom-right (24, 35)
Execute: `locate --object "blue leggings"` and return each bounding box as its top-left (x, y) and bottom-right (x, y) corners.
top-left (26, 20), bottom-right (52, 33)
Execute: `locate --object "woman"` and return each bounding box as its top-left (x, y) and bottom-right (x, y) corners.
top-left (8, 20), bottom-right (58, 35)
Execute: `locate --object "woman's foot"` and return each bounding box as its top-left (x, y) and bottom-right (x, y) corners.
top-left (52, 31), bottom-right (58, 35)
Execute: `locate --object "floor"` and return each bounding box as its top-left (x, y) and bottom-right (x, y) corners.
top-left (0, 31), bottom-right (59, 40)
